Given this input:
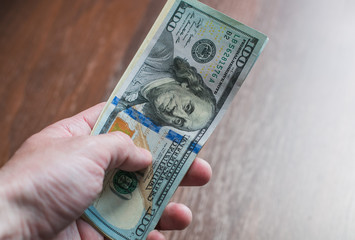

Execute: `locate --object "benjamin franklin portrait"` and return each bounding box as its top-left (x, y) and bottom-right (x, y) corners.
top-left (115, 29), bottom-right (216, 132)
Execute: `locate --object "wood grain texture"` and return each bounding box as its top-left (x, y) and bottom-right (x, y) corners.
top-left (1, 0), bottom-right (355, 239)
top-left (0, 0), bottom-right (160, 163)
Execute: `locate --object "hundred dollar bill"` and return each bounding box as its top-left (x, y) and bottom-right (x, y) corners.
top-left (83, 0), bottom-right (267, 239)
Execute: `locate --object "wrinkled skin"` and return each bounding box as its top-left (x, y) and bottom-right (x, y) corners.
top-left (0, 103), bottom-right (212, 240)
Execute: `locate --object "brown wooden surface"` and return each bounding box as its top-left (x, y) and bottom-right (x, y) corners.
top-left (1, 0), bottom-right (355, 239)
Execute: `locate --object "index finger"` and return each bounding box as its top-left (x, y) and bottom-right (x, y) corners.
top-left (180, 157), bottom-right (212, 186)
top-left (40, 102), bottom-right (106, 137)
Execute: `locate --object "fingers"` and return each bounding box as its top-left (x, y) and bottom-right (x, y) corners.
top-left (98, 228), bottom-right (166, 240)
top-left (85, 131), bottom-right (152, 171)
top-left (68, 102), bottom-right (106, 131)
top-left (147, 230), bottom-right (166, 240)
top-left (77, 219), bottom-right (105, 240)
top-left (156, 202), bottom-right (192, 230)
top-left (77, 218), bottom-right (170, 240)
top-left (149, 158), bottom-right (211, 234)
top-left (41, 102), bottom-right (106, 137)
top-left (180, 157), bottom-right (212, 186)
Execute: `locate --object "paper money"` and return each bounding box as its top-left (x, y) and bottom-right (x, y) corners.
top-left (83, 0), bottom-right (268, 239)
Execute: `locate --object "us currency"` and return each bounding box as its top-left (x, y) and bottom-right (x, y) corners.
top-left (83, 0), bottom-right (268, 239)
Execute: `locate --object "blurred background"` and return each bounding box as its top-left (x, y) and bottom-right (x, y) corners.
top-left (1, 0), bottom-right (355, 239)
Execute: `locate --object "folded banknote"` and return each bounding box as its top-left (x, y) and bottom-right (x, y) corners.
top-left (83, 0), bottom-right (268, 239)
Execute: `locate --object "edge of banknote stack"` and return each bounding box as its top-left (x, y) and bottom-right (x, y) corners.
top-left (82, 0), bottom-right (268, 239)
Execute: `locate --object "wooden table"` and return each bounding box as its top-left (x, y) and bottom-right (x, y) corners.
top-left (1, 0), bottom-right (355, 239)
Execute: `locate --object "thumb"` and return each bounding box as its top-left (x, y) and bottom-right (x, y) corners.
top-left (83, 131), bottom-right (152, 172)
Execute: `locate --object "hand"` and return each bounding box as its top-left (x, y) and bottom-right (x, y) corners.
top-left (0, 103), bottom-right (212, 240)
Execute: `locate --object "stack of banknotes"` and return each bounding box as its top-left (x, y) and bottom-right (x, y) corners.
top-left (83, 0), bottom-right (268, 239)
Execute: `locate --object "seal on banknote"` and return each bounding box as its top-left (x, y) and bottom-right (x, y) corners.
top-left (191, 39), bottom-right (216, 63)
top-left (112, 170), bottom-right (138, 194)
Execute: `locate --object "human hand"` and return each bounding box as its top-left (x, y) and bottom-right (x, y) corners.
top-left (0, 103), bottom-right (212, 240)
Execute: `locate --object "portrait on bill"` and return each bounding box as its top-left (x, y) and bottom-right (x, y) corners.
top-left (116, 29), bottom-right (217, 132)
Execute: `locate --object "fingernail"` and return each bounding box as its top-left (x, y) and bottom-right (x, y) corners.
top-left (139, 148), bottom-right (152, 163)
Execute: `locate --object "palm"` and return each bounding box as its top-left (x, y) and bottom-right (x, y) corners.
top-left (4, 103), bottom-right (211, 240)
